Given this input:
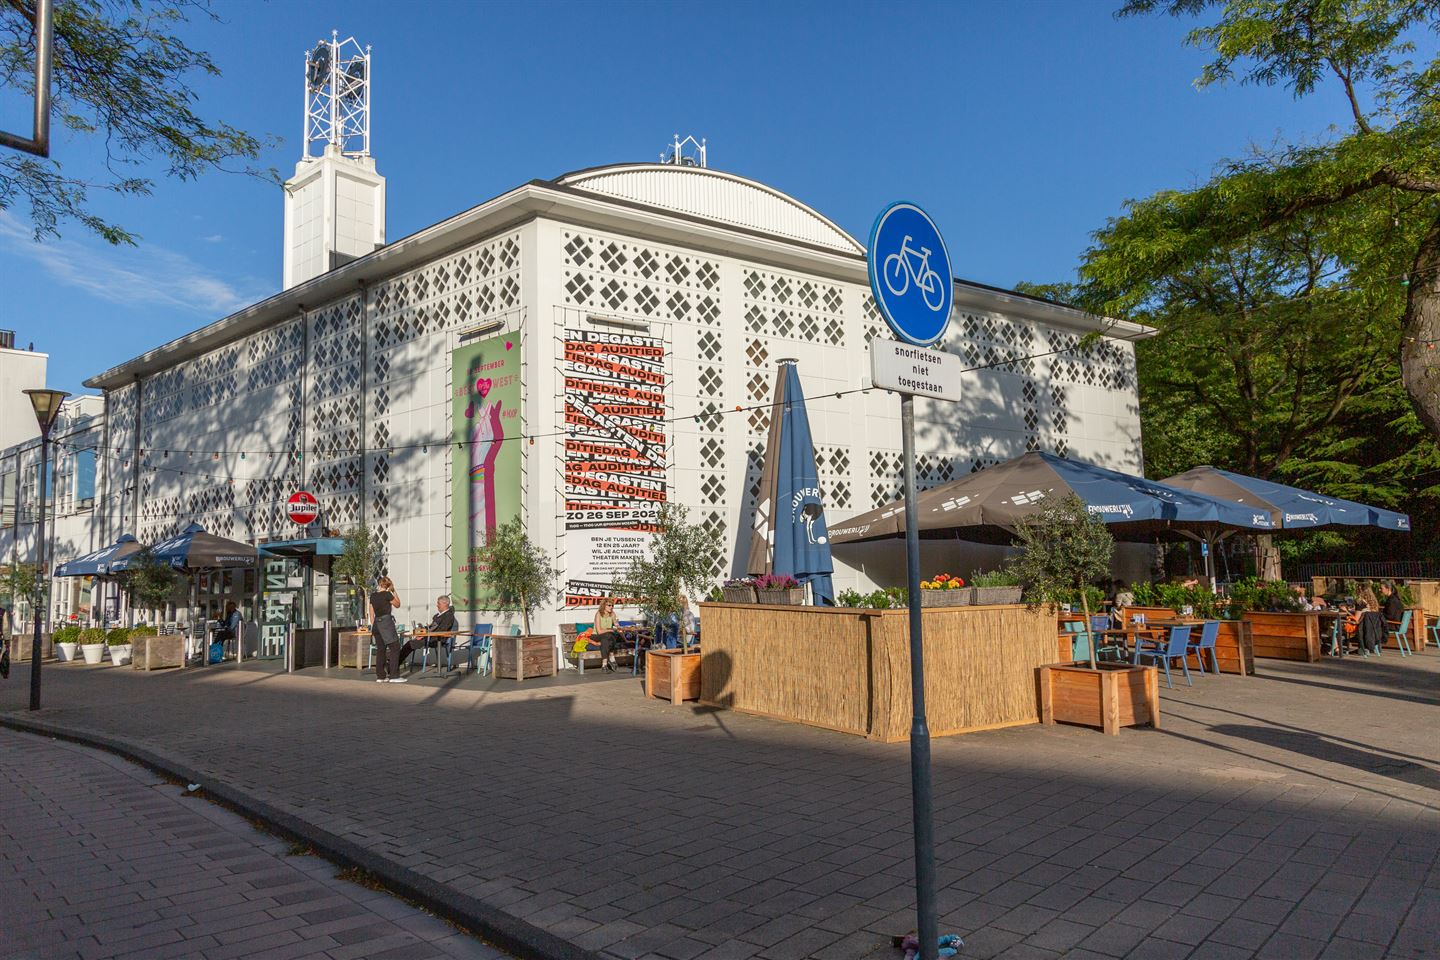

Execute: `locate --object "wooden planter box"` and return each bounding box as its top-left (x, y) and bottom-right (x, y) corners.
top-left (1040, 663), bottom-right (1160, 735)
top-left (1244, 611), bottom-right (1320, 662)
top-left (721, 585), bottom-right (757, 603)
top-left (338, 630), bottom-right (372, 668)
top-left (493, 634), bottom-right (557, 681)
top-left (7, 634), bottom-right (53, 662)
top-left (1211, 620), bottom-right (1254, 676)
top-left (131, 633), bottom-right (184, 671)
top-left (756, 587), bottom-right (804, 605)
top-left (972, 586), bottom-right (1022, 605)
top-left (920, 589), bottom-right (970, 607)
top-left (646, 649), bottom-right (701, 705)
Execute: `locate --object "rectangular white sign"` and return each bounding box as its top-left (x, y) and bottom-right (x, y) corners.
top-left (870, 338), bottom-right (963, 401)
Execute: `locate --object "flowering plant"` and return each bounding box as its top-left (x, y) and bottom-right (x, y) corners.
top-left (919, 573), bottom-right (966, 590)
top-left (722, 577), bottom-right (756, 587)
top-left (754, 573), bottom-right (799, 590)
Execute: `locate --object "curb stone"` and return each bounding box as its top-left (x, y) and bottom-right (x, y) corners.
top-left (0, 714), bottom-right (605, 960)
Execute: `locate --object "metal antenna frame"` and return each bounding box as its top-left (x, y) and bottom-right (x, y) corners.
top-left (302, 31), bottom-right (371, 158)
top-left (0, 0), bottom-right (53, 157)
top-left (660, 134), bottom-right (707, 168)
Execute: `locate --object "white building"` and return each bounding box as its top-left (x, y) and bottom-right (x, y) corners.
top-left (0, 330), bottom-right (46, 451)
top-left (0, 158), bottom-right (1150, 646)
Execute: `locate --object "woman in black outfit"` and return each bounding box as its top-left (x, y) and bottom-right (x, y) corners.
top-left (370, 576), bottom-right (405, 683)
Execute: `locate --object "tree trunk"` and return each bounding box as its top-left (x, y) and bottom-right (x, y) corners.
top-left (1255, 535), bottom-right (1282, 581)
top-left (1401, 210), bottom-right (1440, 438)
top-left (1080, 589), bottom-right (1097, 670)
top-left (519, 590), bottom-right (530, 635)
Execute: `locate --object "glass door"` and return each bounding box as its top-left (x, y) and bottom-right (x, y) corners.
top-left (258, 557), bottom-right (308, 659)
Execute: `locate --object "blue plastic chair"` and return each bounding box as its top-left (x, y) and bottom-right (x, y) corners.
top-left (1186, 620), bottom-right (1220, 675)
top-left (460, 623), bottom-right (494, 675)
top-left (1134, 624), bottom-right (1193, 688)
top-left (1062, 619), bottom-right (1090, 662)
top-left (1387, 610), bottom-right (1413, 657)
top-left (1427, 615), bottom-right (1439, 651)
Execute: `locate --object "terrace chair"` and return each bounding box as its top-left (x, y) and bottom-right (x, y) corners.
top-left (458, 624), bottom-right (494, 675)
top-left (1428, 615), bottom-right (1440, 650)
top-left (1133, 624), bottom-right (1193, 689)
top-left (1185, 620), bottom-right (1220, 675)
top-left (1062, 619), bottom-right (1090, 662)
top-left (1386, 610), bottom-right (1413, 658)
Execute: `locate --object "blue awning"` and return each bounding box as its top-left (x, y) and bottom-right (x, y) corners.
top-left (54, 535), bottom-right (141, 578)
top-left (259, 537), bottom-right (345, 557)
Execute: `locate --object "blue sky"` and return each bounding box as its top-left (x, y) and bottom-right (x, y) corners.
top-left (1, 0), bottom-right (1355, 395)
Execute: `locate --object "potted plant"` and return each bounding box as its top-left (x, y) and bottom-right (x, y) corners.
top-left (919, 573), bottom-right (969, 606)
top-left (78, 627), bottom-right (107, 665)
top-left (754, 573), bottom-right (803, 605)
top-left (621, 503), bottom-right (721, 704)
top-left (970, 568), bottom-right (1023, 605)
top-left (474, 518), bottom-right (561, 680)
top-left (52, 625), bottom-right (81, 662)
top-left (721, 577), bottom-right (757, 603)
top-left (106, 627), bottom-right (132, 666)
top-left (1, 562), bottom-right (47, 659)
top-left (333, 524), bottom-right (382, 622)
top-left (1015, 495), bottom-right (1160, 734)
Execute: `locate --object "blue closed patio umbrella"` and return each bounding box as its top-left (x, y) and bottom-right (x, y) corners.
top-left (745, 361), bottom-right (835, 605)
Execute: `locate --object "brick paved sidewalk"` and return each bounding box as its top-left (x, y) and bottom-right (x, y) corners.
top-left (0, 728), bottom-right (507, 960)
top-left (1, 649), bottom-right (1437, 960)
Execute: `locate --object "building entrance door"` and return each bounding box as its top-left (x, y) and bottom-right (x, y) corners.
top-left (258, 557), bottom-right (309, 659)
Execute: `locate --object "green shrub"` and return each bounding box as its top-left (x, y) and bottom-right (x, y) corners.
top-left (78, 628), bottom-right (106, 644)
top-left (105, 627), bottom-right (131, 646)
top-left (129, 625), bottom-right (157, 637)
top-left (1396, 583), bottom-right (1416, 606)
top-left (52, 625), bottom-right (82, 644)
top-left (1129, 581), bottom-right (1162, 606)
top-left (970, 568), bottom-right (1021, 587)
top-left (836, 588), bottom-right (869, 607)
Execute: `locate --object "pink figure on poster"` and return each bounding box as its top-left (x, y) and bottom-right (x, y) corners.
top-left (465, 374), bottom-right (503, 556)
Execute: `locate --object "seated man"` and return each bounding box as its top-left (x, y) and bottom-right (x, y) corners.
top-left (399, 595), bottom-right (458, 667)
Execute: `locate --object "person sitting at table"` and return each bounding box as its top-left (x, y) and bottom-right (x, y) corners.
top-left (399, 595), bottom-right (457, 668)
top-left (592, 597), bottom-right (625, 672)
top-left (1380, 581), bottom-right (1405, 628)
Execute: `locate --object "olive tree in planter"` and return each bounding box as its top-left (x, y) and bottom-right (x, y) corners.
top-left (620, 503), bottom-right (720, 704)
top-left (1, 562), bottom-right (45, 658)
top-left (120, 550), bottom-right (181, 624)
top-left (1011, 495), bottom-right (1114, 669)
top-left (474, 519), bottom-right (560, 680)
top-left (333, 524), bottom-right (383, 626)
top-left (1013, 496), bottom-right (1158, 734)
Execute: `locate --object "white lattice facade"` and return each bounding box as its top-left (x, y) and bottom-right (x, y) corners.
top-left (14, 164), bottom-right (1147, 634)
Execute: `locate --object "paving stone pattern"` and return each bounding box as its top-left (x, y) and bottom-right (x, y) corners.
top-left (0, 729), bottom-right (507, 960)
top-left (1, 649), bottom-right (1437, 960)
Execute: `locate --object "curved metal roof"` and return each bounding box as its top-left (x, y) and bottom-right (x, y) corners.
top-left (554, 164), bottom-right (865, 255)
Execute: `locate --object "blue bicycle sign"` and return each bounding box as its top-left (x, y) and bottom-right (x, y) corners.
top-left (868, 202), bottom-right (953, 346)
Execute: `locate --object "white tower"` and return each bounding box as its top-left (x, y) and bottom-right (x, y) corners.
top-left (282, 32), bottom-right (385, 289)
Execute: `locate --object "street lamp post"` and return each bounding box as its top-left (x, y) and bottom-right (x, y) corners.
top-left (23, 388), bottom-right (69, 712)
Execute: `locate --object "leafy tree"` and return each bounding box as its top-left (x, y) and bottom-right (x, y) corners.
top-left (620, 503), bottom-right (721, 654)
top-left (119, 548), bottom-right (179, 612)
top-left (0, 0), bottom-right (276, 243)
top-left (474, 518), bottom-right (558, 635)
top-left (0, 561), bottom-right (42, 610)
top-left (1086, 1), bottom-right (1440, 441)
top-left (1010, 495), bottom-right (1115, 669)
top-left (332, 524), bottom-right (382, 590)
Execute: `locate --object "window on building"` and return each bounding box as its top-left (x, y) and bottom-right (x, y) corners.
top-left (73, 448), bottom-right (96, 510)
top-left (0, 470), bottom-right (13, 529)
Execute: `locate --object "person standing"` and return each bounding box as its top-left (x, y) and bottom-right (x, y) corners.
top-left (370, 576), bottom-right (405, 683)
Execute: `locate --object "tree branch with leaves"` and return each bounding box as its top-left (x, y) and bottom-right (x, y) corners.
top-left (0, 0), bottom-right (278, 243)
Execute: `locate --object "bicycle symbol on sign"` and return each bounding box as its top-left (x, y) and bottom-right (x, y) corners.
top-left (883, 235), bottom-right (946, 312)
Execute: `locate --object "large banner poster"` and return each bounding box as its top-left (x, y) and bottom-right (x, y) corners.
top-left (452, 334), bottom-right (522, 611)
top-left (563, 328), bottom-right (667, 606)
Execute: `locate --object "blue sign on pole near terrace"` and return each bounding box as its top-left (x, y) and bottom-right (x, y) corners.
top-left (867, 202), bottom-right (953, 346)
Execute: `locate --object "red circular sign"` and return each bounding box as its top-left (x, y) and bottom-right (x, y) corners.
top-left (287, 491), bottom-right (319, 525)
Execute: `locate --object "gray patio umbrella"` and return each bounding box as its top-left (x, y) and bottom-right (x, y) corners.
top-left (829, 451), bottom-right (1272, 545)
